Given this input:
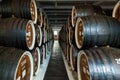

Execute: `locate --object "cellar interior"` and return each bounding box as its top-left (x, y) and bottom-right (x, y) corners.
top-left (0, 0), bottom-right (120, 80)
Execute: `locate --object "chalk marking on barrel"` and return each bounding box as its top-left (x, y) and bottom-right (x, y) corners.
top-left (22, 69), bottom-right (26, 78)
top-left (17, 76), bottom-right (21, 80)
top-left (26, 32), bottom-right (31, 36)
top-left (115, 58), bottom-right (120, 64)
top-left (21, 59), bottom-right (26, 66)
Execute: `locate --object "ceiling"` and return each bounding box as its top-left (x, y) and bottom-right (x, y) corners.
top-left (36, 0), bottom-right (119, 30)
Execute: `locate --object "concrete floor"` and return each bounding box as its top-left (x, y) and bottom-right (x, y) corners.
top-left (44, 41), bottom-right (69, 80)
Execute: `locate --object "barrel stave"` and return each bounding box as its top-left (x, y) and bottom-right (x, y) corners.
top-left (78, 47), bottom-right (120, 80)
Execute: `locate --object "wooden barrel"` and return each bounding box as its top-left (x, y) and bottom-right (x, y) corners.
top-left (49, 27), bottom-right (54, 41)
top-left (39, 44), bottom-right (46, 64)
top-left (77, 47), bottom-right (120, 80)
top-left (64, 22), bottom-right (69, 44)
top-left (37, 9), bottom-right (43, 27)
top-left (47, 41), bottom-right (52, 52)
top-left (41, 27), bottom-right (44, 44)
top-left (0, 0), bottom-right (12, 17)
top-left (75, 15), bottom-right (120, 49)
top-left (47, 28), bottom-right (50, 41)
top-left (41, 27), bottom-right (46, 44)
top-left (112, 1), bottom-right (120, 22)
top-left (43, 16), bottom-right (47, 29)
top-left (66, 17), bottom-right (71, 32)
top-left (0, 18), bottom-right (36, 50)
top-left (69, 26), bottom-right (74, 45)
top-left (47, 29), bottom-right (51, 42)
top-left (64, 44), bottom-right (68, 57)
top-left (30, 47), bottom-right (40, 76)
top-left (35, 25), bottom-right (42, 47)
top-left (67, 30), bottom-right (69, 44)
top-left (49, 28), bottom-right (52, 41)
top-left (66, 44), bottom-right (70, 61)
top-left (45, 43), bottom-right (48, 55)
top-left (60, 25), bottom-right (69, 44)
top-left (0, 0), bottom-right (37, 23)
top-left (47, 29), bottom-right (50, 42)
top-left (68, 26), bottom-right (78, 48)
top-left (70, 45), bottom-right (79, 71)
top-left (59, 41), bottom-right (67, 57)
top-left (71, 5), bottom-right (104, 27)
top-left (0, 46), bottom-right (33, 80)
top-left (44, 29), bottom-right (48, 43)
top-left (59, 27), bottom-right (69, 57)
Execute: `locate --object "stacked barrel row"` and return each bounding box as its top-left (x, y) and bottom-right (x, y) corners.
top-left (59, 1), bottom-right (120, 80)
top-left (39, 14), bottom-right (54, 68)
top-left (32, 9), bottom-right (54, 77)
top-left (0, 0), bottom-right (54, 80)
top-left (59, 4), bottom-right (105, 70)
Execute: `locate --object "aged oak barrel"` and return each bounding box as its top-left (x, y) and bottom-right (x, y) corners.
top-left (75, 15), bottom-right (120, 49)
top-left (66, 44), bottom-right (71, 61)
top-left (70, 45), bottom-right (79, 71)
top-left (68, 26), bottom-right (77, 46)
top-left (69, 26), bottom-right (73, 45)
top-left (71, 5), bottom-right (104, 27)
top-left (41, 27), bottom-right (46, 44)
top-left (0, 18), bottom-right (36, 50)
top-left (44, 29), bottom-right (48, 43)
top-left (37, 9), bottom-right (43, 27)
top-left (35, 25), bottom-right (42, 47)
top-left (112, 1), bottom-right (120, 22)
top-left (0, 46), bottom-right (33, 80)
top-left (77, 47), bottom-right (120, 80)
top-left (30, 47), bottom-right (40, 76)
top-left (45, 43), bottom-right (48, 55)
top-left (39, 44), bottom-right (46, 64)
top-left (0, 0), bottom-right (37, 23)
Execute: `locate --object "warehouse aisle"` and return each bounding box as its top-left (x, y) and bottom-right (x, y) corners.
top-left (44, 41), bottom-right (69, 80)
